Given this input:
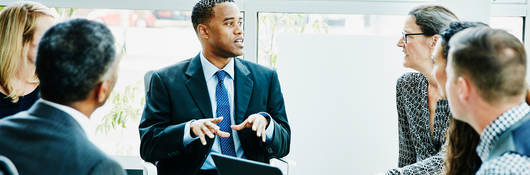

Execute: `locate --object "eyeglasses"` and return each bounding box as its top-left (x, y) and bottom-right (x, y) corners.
top-left (402, 32), bottom-right (425, 43)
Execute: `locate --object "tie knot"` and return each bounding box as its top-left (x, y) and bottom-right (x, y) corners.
top-left (215, 70), bottom-right (228, 82)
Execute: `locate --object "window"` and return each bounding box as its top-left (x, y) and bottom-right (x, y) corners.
top-left (258, 13), bottom-right (406, 68)
top-left (56, 8), bottom-right (201, 156)
top-left (490, 16), bottom-right (524, 41)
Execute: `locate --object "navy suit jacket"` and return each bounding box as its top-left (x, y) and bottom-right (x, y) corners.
top-left (0, 102), bottom-right (125, 175)
top-left (139, 54), bottom-right (291, 175)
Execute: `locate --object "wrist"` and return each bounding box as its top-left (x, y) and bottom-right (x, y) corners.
top-left (258, 112), bottom-right (271, 127)
top-left (189, 119), bottom-right (197, 138)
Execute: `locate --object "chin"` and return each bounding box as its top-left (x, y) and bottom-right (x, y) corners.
top-left (232, 50), bottom-right (244, 57)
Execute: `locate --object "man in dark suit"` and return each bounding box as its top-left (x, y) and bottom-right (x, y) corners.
top-left (139, 0), bottom-right (291, 174)
top-left (0, 19), bottom-right (124, 175)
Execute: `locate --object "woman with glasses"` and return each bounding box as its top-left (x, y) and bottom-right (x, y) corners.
top-left (387, 5), bottom-right (458, 174)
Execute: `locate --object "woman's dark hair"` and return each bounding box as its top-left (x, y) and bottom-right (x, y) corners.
top-left (440, 21), bottom-right (488, 175)
top-left (440, 21), bottom-right (488, 59)
top-left (408, 5), bottom-right (458, 36)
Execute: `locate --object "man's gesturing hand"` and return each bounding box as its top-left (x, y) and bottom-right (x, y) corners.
top-left (190, 117), bottom-right (231, 145)
top-left (230, 114), bottom-right (269, 142)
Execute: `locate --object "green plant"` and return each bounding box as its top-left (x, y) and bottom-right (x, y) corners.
top-left (96, 81), bottom-right (145, 134)
top-left (55, 8), bottom-right (76, 20)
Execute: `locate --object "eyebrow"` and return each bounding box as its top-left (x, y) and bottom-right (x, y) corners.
top-left (223, 17), bottom-right (243, 21)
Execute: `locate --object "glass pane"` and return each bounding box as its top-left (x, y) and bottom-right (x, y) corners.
top-left (55, 8), bottom-right (201, 156)
top-left (258, 13), bottom-right (406, 68)
top-left (490, 16), bottom-right (524, 42)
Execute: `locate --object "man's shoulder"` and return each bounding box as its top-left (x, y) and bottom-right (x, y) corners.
top-left (478, 153), bottom-right (530, 175)
top-left (155, 58), bottom-right (193, 76)
top-left (0, 111), bottom-right (44, 133)
top-left (235, 58), bottom-right (275, 75)
top-left (0, 112), bottom-right (122, 174)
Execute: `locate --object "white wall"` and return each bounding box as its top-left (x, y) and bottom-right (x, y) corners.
top-left (276, 34), bottom-right (408, 175)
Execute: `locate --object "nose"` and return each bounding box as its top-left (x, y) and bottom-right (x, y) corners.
top-left (397, 37), bottom-right (405, 47)
top-left (235, 23), bottom-right (243, 35)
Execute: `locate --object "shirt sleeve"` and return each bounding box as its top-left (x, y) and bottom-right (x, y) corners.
top-left (183, 120), bottom-right (199, 147)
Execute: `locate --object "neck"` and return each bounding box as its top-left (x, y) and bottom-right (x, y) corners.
top-left (415, 63), bottom-right (437, 87)
top-left (16, 59), bottom-right (36, 82)
top-left (472, 98), bottom-right (523, 135)
top-left (203, 49), bottom-right (231, 69)
top-left (69, 101), bottom-right (96, 119)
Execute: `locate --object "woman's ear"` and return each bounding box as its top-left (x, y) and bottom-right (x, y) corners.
top-left (430, 34), bottom-right (440, 48)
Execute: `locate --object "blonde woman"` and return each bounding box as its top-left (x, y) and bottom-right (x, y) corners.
top-left (0, 1), bottom-right (55, 118)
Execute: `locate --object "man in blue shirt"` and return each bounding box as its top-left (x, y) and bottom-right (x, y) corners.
top-left (446, 27), bottom-right (530, 174)
top-left (139, 1), bottom-right (291, 175)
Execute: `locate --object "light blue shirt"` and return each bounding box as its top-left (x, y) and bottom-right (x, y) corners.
top-left (183, 52), bottom-right (275, 170)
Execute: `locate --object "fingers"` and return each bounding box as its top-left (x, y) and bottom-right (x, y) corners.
top-left (261, 127), bottom-right (266, 142)
top-left (217, 130), bottom-right (231, 138)
top-left (192, 126), bottom-right (207, 145)
top-left (255, 119), bottom-right (266, 142)
top-left (231, 118), bottom-right (248, 131)
top-left (204, 120), bottom-right (230, 138)
top-left (204, 121), bottom-right (220, 131)
top-left (202, 125), bottom-right (214, 139)
top-left (211, 117), bottom-right (223, 124)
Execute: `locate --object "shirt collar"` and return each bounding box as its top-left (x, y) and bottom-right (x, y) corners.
top-left (476, 102), bottom-right (530, 161)
top-left (200, 51), bottom-right (235, 81)
top-left (38, 98), bottom-right (94, 138)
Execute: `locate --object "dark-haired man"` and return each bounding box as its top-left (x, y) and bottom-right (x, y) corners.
top-left (0, 19), bottom-right (124, 174)
top-left (446, 27), bottom-right (530, 174)
top-left (139, 0), bottom-right (291, 175)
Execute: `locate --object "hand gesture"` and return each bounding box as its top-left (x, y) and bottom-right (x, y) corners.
top-left (231, 114), bottom-right (269, 142)
top-left (190, 117), bottom-right (231, 145)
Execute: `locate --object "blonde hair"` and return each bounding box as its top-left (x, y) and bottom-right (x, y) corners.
top-left (0, 1), bottom-right (55, 102)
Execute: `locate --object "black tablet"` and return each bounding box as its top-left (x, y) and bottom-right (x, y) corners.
top-left (211, 153), bottom-right (283, 175)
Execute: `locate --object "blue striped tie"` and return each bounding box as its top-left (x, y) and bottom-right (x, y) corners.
top-left (215, 70), bottom-right (236, 157)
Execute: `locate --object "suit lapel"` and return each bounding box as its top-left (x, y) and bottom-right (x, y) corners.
top-left (185, 54), bottom-right (213, 118)
top-left (234, 58), bottom-right (254, 124)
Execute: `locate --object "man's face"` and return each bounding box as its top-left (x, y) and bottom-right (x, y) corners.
top-left (204, 2), bottom-right (244, 58)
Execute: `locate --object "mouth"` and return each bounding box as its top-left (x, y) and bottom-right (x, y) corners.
top-left (234, 38), bottom-right (244, 48)
top-left (402, 50), bottom-right (408, 56)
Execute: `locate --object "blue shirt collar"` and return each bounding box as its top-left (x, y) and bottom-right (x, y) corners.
top-left (199, 52), bottom-right (235, 81)
top-left (476, 102), bottom-right (530, 161)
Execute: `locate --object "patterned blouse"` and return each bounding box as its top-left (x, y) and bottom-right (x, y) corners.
top-left (387, 72), bottom-right (451, 175)
top-left (476, 102), bottom-right (530, 175)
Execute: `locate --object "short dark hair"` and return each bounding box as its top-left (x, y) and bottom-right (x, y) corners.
top-left (440, 21), bottom-right (488, 59)
top-left (191, 0), bottom-right (235, 32)
top-left (36, 19), bottom-right (116, 104)
top-left (409, 5), bottom-right (458, 36)
top-left (449, 27), bottom-right (526, 103)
